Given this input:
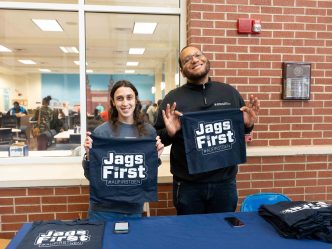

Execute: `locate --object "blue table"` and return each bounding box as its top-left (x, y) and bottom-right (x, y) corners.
top-left (7, 212), bottom-right (330, 249)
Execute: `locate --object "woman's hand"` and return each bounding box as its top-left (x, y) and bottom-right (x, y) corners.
top-left (84, 131), bottom-right (92, 160)
top-left (156, 135), bottom-right (164, 158)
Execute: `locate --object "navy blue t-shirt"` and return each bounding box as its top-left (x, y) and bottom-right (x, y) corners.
top-left (89, 134), bottom-right (158, 204)
top-left (16, 220), bottom-right (104, 249)
top-left (181, 109), bottom-right (246, 174)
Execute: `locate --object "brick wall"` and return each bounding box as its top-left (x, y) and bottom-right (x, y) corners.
top-left (187, 0), bottom-right (332, 146)
top-left (1, 154), bottom-right (331, 239)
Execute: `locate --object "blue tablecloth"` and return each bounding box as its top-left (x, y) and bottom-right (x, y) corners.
top-left (7, 212), bottom-right (330, 249)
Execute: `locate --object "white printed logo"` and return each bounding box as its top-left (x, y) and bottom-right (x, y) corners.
top-left (281, 202), bottom-right (330, 214)
top-left (34, 229), bottom-right (90, 247)
top-left (102, 152), bottom-right (147, 186)
top-left (194, 120), bottom-right (235, 155)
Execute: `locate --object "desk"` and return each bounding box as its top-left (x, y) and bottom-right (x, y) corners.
top-left (6, 212), bottom-right (330, 249)
top-left (54, 129), bottom-right (75, 139)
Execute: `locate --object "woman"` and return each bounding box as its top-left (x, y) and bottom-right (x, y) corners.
top-left (83, 80), bottom-right (164, 221)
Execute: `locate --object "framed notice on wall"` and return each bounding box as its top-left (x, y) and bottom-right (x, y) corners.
top-left (282, 62), bottom-right (311, 100)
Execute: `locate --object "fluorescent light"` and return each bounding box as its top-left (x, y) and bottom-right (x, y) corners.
top-left (129, 48), bottom-right (145, 55)
top-left (32, 19), bottom-right (63, 32)
top-left (18, 60), bottom-right (36, 65)
top-left (126, 61), bottom-right (139, 66)
top-left (125, 70), bottom-right (135, 74)
top-left (151, 86), bottom-right (156, 94)
top-left (39, 68), bottom-right (51, 72)
top-left (60, 46), bottom-right (79, 53)
top-left (133, 22), bottom-right (157, 34)
top-left (74, 61), bottom-right (88, 65)
top-left (160, 81), bottom-right (165, 90)
top-left (0, 45), bottom-right (12, 52)
top-left (86, 69), bottom-right (93, 73)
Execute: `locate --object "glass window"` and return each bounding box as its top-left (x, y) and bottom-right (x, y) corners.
top-left (0, 9), bottom-right (79, 157)
top-left (86, 0), bottom-right (179, 8)
top-left (85, 12), bottom-right (179, 131)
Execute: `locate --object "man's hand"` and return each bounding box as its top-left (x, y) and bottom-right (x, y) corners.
top-left (162, 102), bottom-right (183, 137)
top-left (240, 95), bottom-right (260, 128)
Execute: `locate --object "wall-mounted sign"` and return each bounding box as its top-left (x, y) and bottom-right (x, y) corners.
top-left (282, 62), bottom-right (311, 100)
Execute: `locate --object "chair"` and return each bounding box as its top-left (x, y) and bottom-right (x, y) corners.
top-left (240, 192), bottom-right (291, 212)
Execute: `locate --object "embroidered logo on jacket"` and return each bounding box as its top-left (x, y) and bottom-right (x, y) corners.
top-left (101, 152), bottom-right (147, 186)
top-left (34, 230), bottom-right (90, 247)
top-left (194, 120), bottom-right (235, 155)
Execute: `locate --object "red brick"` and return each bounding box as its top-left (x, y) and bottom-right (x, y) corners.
top-left (68, 204), bottom-right (89, 212)
top-left (42, 196), bottom-right (67, 204)
top-left (55, 187), bottom-right (81, 195)
top-left (15, 197), bottom-right (40, 205)
top-left (1, 214), bottom-right (27, 223)
top-left (28, 188), bottom-right (54, 196)
top-left (42, 205), bottom-right (67, 212)
top-left (0, 189), bottom-right (26, 197)
top-left (1, 223), bottom-right (23, 231)
top-left (29, 213), bottom-right (55, 221)
top-left (0, 206), bottom-right (14, 214)
top-left (0, 198), bottom-right (14, 205)
top-left (15, 205), bottom-right (41, 213)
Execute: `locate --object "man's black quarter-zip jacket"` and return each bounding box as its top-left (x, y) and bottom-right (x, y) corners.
top-left (155, 80), bottom-right (253, 183)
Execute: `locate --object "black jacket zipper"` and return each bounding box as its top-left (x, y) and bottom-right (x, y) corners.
top-left (202, 83), bottom-right (207, 105)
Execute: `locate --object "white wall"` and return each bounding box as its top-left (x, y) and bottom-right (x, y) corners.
top-left (0, 73), bottom-right (41, 112)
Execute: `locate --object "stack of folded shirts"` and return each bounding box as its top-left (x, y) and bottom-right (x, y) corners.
top-left (259, 201), bottom-right (332, 243)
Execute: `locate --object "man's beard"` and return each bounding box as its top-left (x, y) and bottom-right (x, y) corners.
top-left (182, 60), bottom-right (210, 82)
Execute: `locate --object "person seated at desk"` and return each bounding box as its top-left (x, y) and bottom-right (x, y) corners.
top-left (7, 101), bottom-right (27, 117)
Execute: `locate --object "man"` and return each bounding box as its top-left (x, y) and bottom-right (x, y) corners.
top-left (155, 46), bottom-right (260, 215)
top-left (146, 103), bottom-right (158, 124)
top-left (7, 101), bottom-right (27, 116)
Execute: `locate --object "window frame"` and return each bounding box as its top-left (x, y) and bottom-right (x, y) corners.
top-left (0, 0), bottom-right (185, 186)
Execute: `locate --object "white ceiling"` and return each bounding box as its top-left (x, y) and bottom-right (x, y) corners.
top-left (0, 7), bottom-right (179, 75)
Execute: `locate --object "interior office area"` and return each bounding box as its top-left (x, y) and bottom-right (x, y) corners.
top-left (0, 1), bottom-right (180, 155)
top-left (0, 0), bottom-right (332, 242)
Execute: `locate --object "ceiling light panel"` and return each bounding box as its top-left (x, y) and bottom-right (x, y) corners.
top-left (133, 22), bottom-right (157, 34)
top-left (125, 70), bottom-right (135, 74)
top-left (32, 19), bottom-right (63, 32)
top-left (126, 62), bottom-right (139, 66)
top-left (39, 68), bottom-right (51, 72)
top-left (18, 60), bottom-right (36, 65)
top-left (60, 46), bottom-right (79, 53)
top-left (129, 48), bottom-right (145, 55)
top-left (0, 45), bottom-right (12, 52)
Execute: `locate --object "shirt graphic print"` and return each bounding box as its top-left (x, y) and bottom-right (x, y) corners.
top-left (181, 109), bottom-right (246, 174)
top-left (16, 220), bottom-right (104, 249)
top-left (89, 134), bottom-right (158, 203)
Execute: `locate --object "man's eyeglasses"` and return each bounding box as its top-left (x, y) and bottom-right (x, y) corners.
top-left (181, 51), bottom-right (205, 66)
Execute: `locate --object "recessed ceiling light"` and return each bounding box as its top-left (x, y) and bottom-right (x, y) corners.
top-left (0, 45), bottom-right (12, 52)
top-left (133, 22), bottom-right (157, 34)
top-left (74, 61), bottom-right (88, 66)
top-left (18, 60), bottom-right (36, 65)
top-left (129, 48), bottom-right (145, 55)
top-left (60, 46), bottom-right (79, 53)
top-left (126, 62), bottom-right (139, 66)
top-left (125, 70), bottom-right (135, 74)
top-left (32, 19), bottom-right (63, 32)
top-left (39, 68), bottom-right (51, 72)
